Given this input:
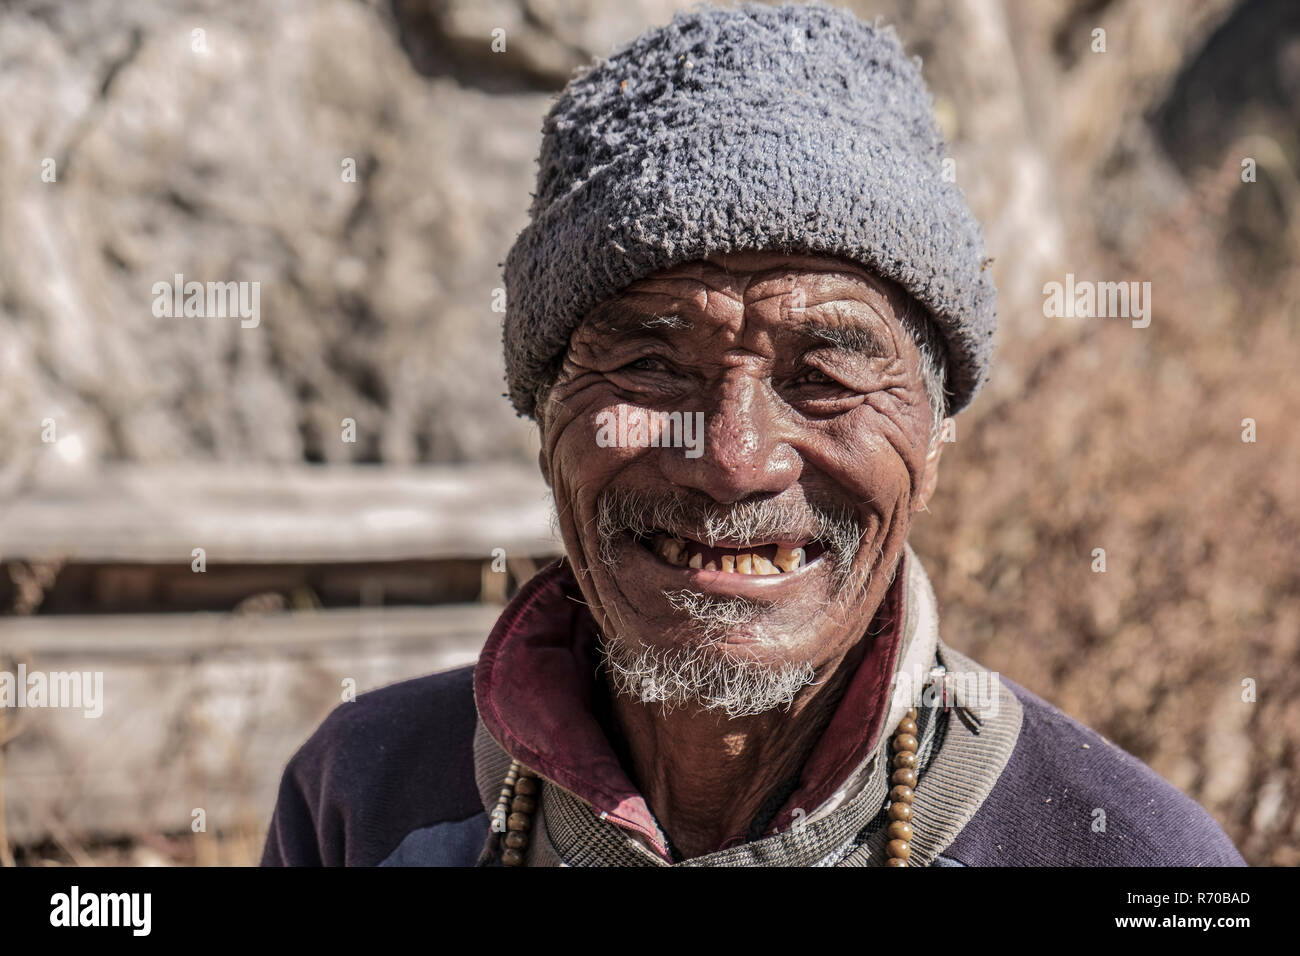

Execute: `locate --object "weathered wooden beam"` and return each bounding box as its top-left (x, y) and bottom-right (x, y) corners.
top-left (0, 463), bottom-right (563, 564)
top-left (0, 605), bottom-right (497, 846)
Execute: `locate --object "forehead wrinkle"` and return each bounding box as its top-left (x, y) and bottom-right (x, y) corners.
top-left (583, 297), bottom-right (695, 337)
top-left (624, 269), bottom-right (746, 304)
top-left (579, 266), bottom-right (905, 359)
top-left (583, 282), bottom-right (749, 344)
top-left (807, 298), bottom-right (893, 332)
top-left (580, 295), bottom-right (897, 362)
top-left (745, 264), bottom-right (895, 299)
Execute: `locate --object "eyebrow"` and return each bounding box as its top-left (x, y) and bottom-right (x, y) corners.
top-left (586, 301), bottom-right (694, 335)
top-left (635, 313), bottom-right (692, 331)
top-left (798, 322), bottom-right (893, 358)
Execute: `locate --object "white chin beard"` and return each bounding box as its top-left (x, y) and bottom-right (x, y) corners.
top-left (600, 635), bottom-right (817, 719)
top-left (661, 589), bottom-right (767, 639)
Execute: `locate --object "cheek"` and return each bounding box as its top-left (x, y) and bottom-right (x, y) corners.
top-left (799, 414), bottom-right (921, 510)
top-left (545, 405), bottom-right (656, 528)
top-left (552, 404), bottom-right (657, 472)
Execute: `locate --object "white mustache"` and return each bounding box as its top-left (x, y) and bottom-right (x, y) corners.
top-left (593, 488), bottom-right (863, 579)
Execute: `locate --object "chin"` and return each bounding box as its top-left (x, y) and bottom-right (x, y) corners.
top-left (609, 599), bottom-right (826, 669)
top-left (599, 627), bottom-right (820, 719)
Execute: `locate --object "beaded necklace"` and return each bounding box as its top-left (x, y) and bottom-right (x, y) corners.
top-left (492, 703), bottom-right (935, 867)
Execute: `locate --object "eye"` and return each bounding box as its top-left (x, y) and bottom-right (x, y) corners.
top-left (792, 367), bottom-right (836, 386)
top-left (623, 356), bottom-right (669, 373)
top-left (783, 364), bottom-right (864, 417)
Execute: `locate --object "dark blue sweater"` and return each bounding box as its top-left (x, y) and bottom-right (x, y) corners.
top-left (261, 664), bottom-right (1246, 867)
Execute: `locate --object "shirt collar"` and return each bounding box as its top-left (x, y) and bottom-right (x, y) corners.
top-left (474, 551), bottom-right (912, 858)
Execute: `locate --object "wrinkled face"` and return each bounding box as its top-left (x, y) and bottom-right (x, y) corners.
top-left (537, 251), bottom-right (944, 716)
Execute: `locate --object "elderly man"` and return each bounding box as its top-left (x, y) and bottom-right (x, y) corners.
top-left (263, 3), bottom-right (1243, 866)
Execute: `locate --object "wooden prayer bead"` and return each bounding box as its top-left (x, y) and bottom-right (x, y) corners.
top-left (893, 751), bottom-right (917, 769)
top-left (892, 733), bottom-right (918, 753)
top-left (504, 830), bottom-right (528, 850)
top-left (502, 847), bottom-right (526, 866)
top-left (887, 821), bottom-right (913, 842)
top-left (515, 776), bottom-right (538, 796)
top-left (898, 719), bottom-right (918, 737)
top-left (511, 795), bottom-right (537, 814)
top-left (887, 840), bottom-right (912, 861)
top-left (886, 857), bottom-right (908, 867)
top-left (891, 768), bottom-right (918, 788)
top-left (888, 802), bottom-right (913, 823)
top-left (889, 785), bottom-right (914, 804)
top-left (507, 812), bottom-right (532, 831)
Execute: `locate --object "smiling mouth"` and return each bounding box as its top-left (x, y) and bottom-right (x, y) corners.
top-left (638, 531), bottom-right (828, 575)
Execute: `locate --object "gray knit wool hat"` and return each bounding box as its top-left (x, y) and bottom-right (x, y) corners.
top-left (502, 1), bottom-right (996, 419)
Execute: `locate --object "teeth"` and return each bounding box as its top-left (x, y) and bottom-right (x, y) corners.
top-left (653, 534), bottom-right (688, 567)
top-left (774, 546), bottom-right (805, 572)
top-left (652, 534), bottom-right (806, 575)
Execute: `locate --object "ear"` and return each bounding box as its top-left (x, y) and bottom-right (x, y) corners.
top-left (538, 447), bottom-right (552, 488)
top-left (914, 422), bottom-right (946, 512)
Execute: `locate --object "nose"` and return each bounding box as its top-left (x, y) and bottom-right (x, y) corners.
top-left (658, 373), bottom-right (801, 504)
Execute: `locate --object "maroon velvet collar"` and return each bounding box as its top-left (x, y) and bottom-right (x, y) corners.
top-left (473, 555), bottom-right (906, 859)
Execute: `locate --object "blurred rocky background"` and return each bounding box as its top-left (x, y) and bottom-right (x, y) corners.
top-left (0, 0), bottom-right (1296, 865)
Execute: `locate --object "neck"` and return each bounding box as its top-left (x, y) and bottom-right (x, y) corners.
top-left (606, 638), bottom-right (866, 860)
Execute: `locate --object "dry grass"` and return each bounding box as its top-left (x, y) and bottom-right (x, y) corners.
top-left (913, 158), bottom-right (1300, 866)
